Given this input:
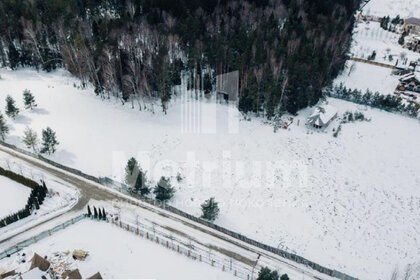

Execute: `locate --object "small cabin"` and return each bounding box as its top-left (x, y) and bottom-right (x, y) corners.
top-left (307, 105), bottom-right (338, 129)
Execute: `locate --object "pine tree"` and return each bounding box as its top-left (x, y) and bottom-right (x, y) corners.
top-left (40, 127), bottom-right (59, 154)
top-left (134, 170), bottom-right (150, 196)
top-left (98, 208), bottom-right (103, 220)
top-left (22, 127), bottom-right (38, 151)
top-left (125, 157), bottom-right (139, 186)
top-left (153, 177), bottom-right (175, 202)
top-left (0, 113), bottom-right (9, 140)
top-left (87, 205), bottom-right (92, 217)
top-left (257, 267), bottom-right (279, 280)
top-left (201, 197), bottom-right (220, 222)
top-left (23, 89), bottom-right (37, 109)
top-left (5, 95), bottom-right (19, 119)
top-left (280, 274), bottom-right (289, 280)
top-left (102, 207), bottom-right (106, 220)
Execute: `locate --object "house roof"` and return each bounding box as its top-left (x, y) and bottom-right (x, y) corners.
top-left (87, 272), bottom-right (103, 279)
top-left (405, 17), bottom-right (420, 26)
top-left (30, 253), bottom-right (50, 272)
top-left (62, 269), bottom-right (82, 279)
top-left (307, 105), bottom-right (337, 127)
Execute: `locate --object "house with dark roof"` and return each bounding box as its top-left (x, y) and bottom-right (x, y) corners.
top-left (404, 17), bottom-right (420, 35)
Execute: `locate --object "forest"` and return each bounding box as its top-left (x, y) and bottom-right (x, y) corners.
top-left (0, 0), bottom-right (361, 116)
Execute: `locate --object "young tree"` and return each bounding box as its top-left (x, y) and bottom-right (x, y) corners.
top-left (280, 274), bottom-right (289, 280)
top-left (134, 171), bottom-right (150, 196)
top-left (23, 89), bottom-right (37, 109)
top-left (257, 267), bottom-right (279, 280)
top-left (153, 177), bottom-right (175, 202)
top-left (125, 157), bottom-right (139, 186)
top-left (201, 197), bottom-right (220, 222)
top-left (22, 127), bottom-right (38, 151)
top-left (87, 205), bottom-right (92, 217)
top-left (93, 206), bottom-right (98, 219)
top-left (5, 95), bottom-right (19, 119)
top-left (102, 207), bottom-right (106, 220)
top-left (0, 113), bottom-right (9, 140)
top-left (40, 127), bottom-right (59, 154)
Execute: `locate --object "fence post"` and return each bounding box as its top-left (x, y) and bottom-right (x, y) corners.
top-left (166, 241), bottom-right (169, 248)
top-left (187, 250), bottom-right (190, 257)
top-left (234, 270), bottom-right (237, 277)
top-left (199, 255), bottom-right (202, 262)
top-left (146, 232), bottom-right (149, 239)
top-left (177, 245), bottom-right (180, 253)
top-left (222, 265), bottom-right (225, 271)
top-left (156, 237), bottom-right (159, 243)
top-left (126, 224), bottom-right (129, 231)
top-left (211, 260), bottom-right (214, 266)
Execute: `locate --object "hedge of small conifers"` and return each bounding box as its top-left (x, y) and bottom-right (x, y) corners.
top-left (0, 167), bottom-right (48, 228)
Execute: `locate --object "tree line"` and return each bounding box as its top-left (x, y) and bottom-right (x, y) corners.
top-left (0, 0), bottom-right (361, 116)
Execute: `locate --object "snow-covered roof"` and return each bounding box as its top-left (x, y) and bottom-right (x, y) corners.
top-left (405, 17), bottom-right (420, 26)
top-left (399, 72), bottom-right (420, 83)
top-left (307, 105), bottom-right (337, 127)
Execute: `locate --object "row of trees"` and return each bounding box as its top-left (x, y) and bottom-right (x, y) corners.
top-left (257, 267), bottom-right (289, 280)
top-left (327, 83), bottom-right (420, 117)
top-left (87, 205), bottom-right (107, 221)
top-left (0, 0), bottom-right (361, 117)
top-left (124, 157), bottom-right (220, 221)
top-left (0, 180), bottom-right (48, 227)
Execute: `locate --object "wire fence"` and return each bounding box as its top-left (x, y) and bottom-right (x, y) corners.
top-left (0, 141), bottom-right (359, 280)
top-left (99, 216), bottom-right (255, 280)
top-left (0, 214), bottom-right (86, 260)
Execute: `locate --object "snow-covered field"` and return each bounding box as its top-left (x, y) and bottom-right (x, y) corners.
top-left (0, 219), bottom-right (236, 280)
top-left (334, 60), bottom-right (399, 94)
top-left (363, 0), bottom-right (420, 18)
top-left (0, 68), bottom-right (419, 279)
top-left (351, 21), bottom-right (420, 66)
top-left (0, 176), bottom-right (31, 218)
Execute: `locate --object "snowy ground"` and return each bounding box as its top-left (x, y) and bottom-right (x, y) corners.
top-left (351, 21), bottom-right (420, 66)
top-left (0, 176), bottom-right (31, 218)
top-left (0, 219), bottom-right (237, 280)
top-left (0, 151), bottom-right (79, 240)
top-left (363, 0), bottom-right (420, 18)
top-left (334, 60), bottom-right (398, 94)
top-left (0, 68), bottom-right (419, 279)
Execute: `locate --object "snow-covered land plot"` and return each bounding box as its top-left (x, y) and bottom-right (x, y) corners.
top-left (0, 219), bottom-right (236, 280)
top-left (351, 21), bottom-right (420, 65)
top-left (334, 60), bottom-right (399, 94)
top-left (363, 0), bottom-right (420, 18)
top-left (0, 151), bottom-right (79, 240)
top-left (0, 68), bottom-right (419, 279)
top-left (0, 176), bottom-right (31, 218)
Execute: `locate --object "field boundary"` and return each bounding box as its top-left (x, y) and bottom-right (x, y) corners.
top-left (0, 141), bottom-right (358, 280)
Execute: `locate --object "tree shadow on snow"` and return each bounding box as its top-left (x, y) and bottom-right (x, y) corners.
top-left (51, 149), bottom-right (77, 166)
top-left (32, 108), bottom-right (49, 115)
top-left (14, 115), bottom-right (32, 125)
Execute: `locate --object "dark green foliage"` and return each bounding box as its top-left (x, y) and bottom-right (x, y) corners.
top-left (367, 51), bottom-right (376, 61)
top-left (40, 127), bottom-right (59, 155)
top-left (93, 206), bottom-right (98, 219)
top-left (153, 176), bottom-right (175, 202)
top-left (0, 170), bottom-right (47, 227)
top-left (257, 267), bottom-right (279, 280)
top-left (23, 89), bottom-right (37, 109)
top-left (98, 208), bottom-right (103, 220)
top-left (201, 197), bottom-right (220, 222)
top-left (87, 205), bottom-right (92, 217)
top-left (0, 0), bottom-right (360, 117)
top-left (329, 84), bottom-right (420, 117)
top-left (102, 207), bottom-right (106, 220)
top-left (280, 274), bottom-right (289, 280)
top-left (0, 113), bottom-right (9, 140)
top-left (125, 157), bottom-right (150, 196)
top-left (5, 95), bottom-right (19, 119)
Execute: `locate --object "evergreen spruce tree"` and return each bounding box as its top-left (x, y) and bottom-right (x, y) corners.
top-left (102, 207), bottom-right (106, 220)
top-left (257, 267), bottom-right (279, 280)
top-left (98, 208), bottom-right (103, 220)
top-left (134, 170), bottom-right (150, 196)
top-left (40, 127), bottom-right (59, 154)
top-left (93, 206), bottom-right (98, 219)
top-left (5, 95), bottom-right (19, 119)
top-left (153, 177), bottom-right (175, 202)
top-left (34, 198), bottom-right (40, 210)
top-left (23, 89), bottom-right (37, 109)
top-left (200, 197), bottom-right (220, 222)
top-left (0, 113), bottom-right (9, 140)
top-left (22, 127), bottom-right (38, 151)
top-left (87, 205), bottom-right (92, 217)
top-left (280, 274), bottom-right (289, 280)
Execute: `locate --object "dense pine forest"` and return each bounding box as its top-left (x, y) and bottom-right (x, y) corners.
top-left (0, 0), bottom-right (361, 116)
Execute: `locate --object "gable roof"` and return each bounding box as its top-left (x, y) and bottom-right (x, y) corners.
top-left (30, 253), bottom-right (50, 272)
top-left (87, 272), bottom-right (103, 279)
top-left (62, 269), bottom-right (82, 279)
top-left (307, 105), bottom-right (337, 127)
top-left (405, 17), bottom-right (420, 25)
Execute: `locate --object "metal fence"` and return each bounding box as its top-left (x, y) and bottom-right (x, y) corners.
top-left (101, 216), bottom-right (254, 280)
top-left (0, 141), bottom-right (359, 280)
top-left (0, 214), bottom-right (86, 260)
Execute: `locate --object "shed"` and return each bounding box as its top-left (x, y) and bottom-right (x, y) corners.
top-left (72, 249), bottom-right (88, 261)
top-left (307, 105), bottom-right (338, 129)
top-left (30, 253), bottom-right (51, 272)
